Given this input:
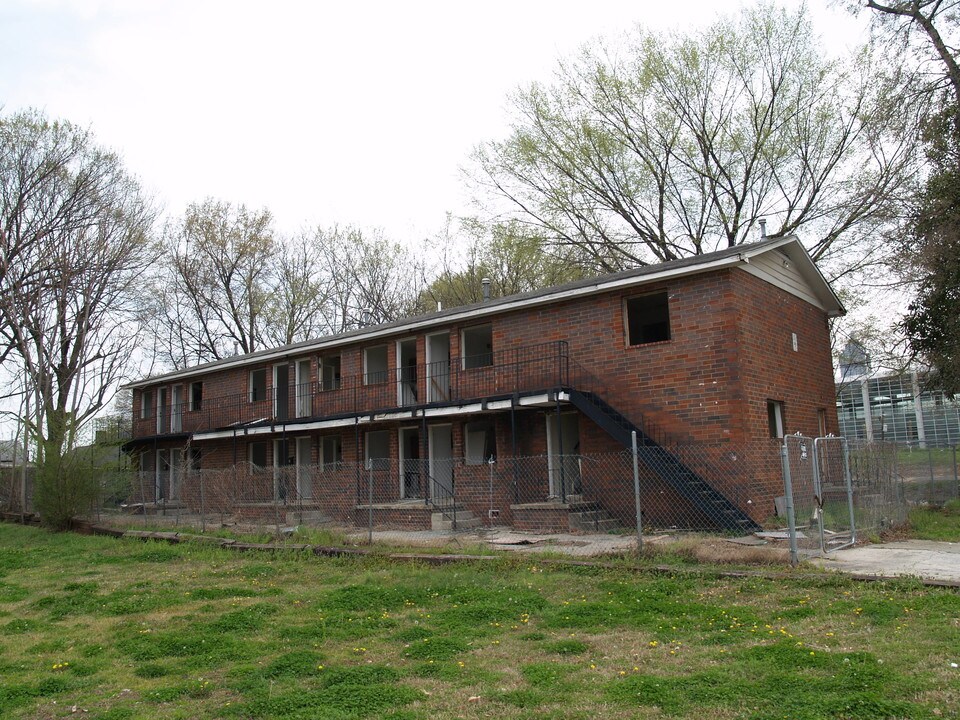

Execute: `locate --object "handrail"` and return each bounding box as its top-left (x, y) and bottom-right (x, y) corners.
top-left (135, 340), bottom-right (571, 436)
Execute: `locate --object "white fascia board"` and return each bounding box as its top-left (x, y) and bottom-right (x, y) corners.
top-left (189, 393), bottom-right (566, 441)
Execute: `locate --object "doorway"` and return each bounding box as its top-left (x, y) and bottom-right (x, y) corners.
top-left (397, 339), bottom-right (418, 406)
top-left (546, 412), bottom-right (582, 499)
top-left (296, 436), bottom-right (312, 500)
top-left (428, 424), bottom-right (454, 502)
top-left (399, 427), bottom-right (421, 498)
top-left (295, 359), bottom-right (311, 418)
top-left (426, 333), bottom-right (450, 402)
top-left (274, 364), bottom-right (289, 421)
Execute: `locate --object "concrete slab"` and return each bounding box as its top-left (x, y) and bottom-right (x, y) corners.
top-left (809, 540), bottom-right (960, 583)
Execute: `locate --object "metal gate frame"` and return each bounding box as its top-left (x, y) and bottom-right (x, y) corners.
top-left (813, 436), bottom-right (857, 554)
top-left (782, 433), bottom-right (857, 565)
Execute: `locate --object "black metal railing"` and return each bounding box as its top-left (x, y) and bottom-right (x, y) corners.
top-left (134, 341), bottom-right (572, 437)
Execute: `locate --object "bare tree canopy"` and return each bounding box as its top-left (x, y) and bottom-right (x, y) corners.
top-left (0, 109), bottom-right (156, 525)
top-left (470, 3), bottom-right (921, 275)
top-left (851, 1), bottom-right (960, 105)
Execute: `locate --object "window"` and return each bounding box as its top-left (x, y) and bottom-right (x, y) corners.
top-left (249, 369), bottom-right (267, 402)
top-left (462, 325), bottom-right (493, 369)
top-left (320, 355), bottom-right (341, 391)
top-left (140, 390), bottom-right (153, 419)
top-left (249, 441), bottom-right (268, 469)
top-left (767, 400), bottom-right (785, 439)
top-left (365, 430), bottom-right (390, 470)
top-left (188, 448), bottom-right (202, 471)
top-left (465, 421), bottom-right (497, 465)
top-left (625, 292), bottom-right (670, 346)
top-left (189, 381), bottom-right (203, 411)
top-left (364, 346), bottom-right (388, 385)
top-left (818, 408), bottom-right (827, 437)
top-left (322, 435), bottom-right (343, 469)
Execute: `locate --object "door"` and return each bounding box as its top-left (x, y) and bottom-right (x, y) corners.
top-left (296, 436), bottom-right (312, 500)
top-left (399, 427), bottom-right (421, 498)
top-left (426, 333), bottom-right (450, 402)
top-left (274, 364), bottom-right (289, 420)
top-left (428, 424), bottom-right (453, 502)
top-left (546, 413), bottom-right (582, 499)
top-left (157, 388), bottom-right (168, 434)
top-left (274, 439), bottom-right (294, 501)
top-left (397, 339), bottom-right (418, 406)
top-left (170, 385), bottom-right (183, 433)
top-left (156, 449), bottom-right (168, 501)
top-left (295, 359), bottom-right (312, 418)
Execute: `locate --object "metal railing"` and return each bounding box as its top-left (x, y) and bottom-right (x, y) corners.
top-left (133, 341), bottom-right (572, 438)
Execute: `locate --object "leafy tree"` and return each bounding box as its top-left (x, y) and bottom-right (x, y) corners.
top-left (423, 218), bottom-right (589, 310)
top-left (0, 109), bottom-right (156, 528)
top-left (470, 3), bottom-right (919, 274)
top-left (903, 109), bottom-right (960, 392)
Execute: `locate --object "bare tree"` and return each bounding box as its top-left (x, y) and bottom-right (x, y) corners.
top-left (0, 109), bottom-right (156, 527)
top-left (470, 3), bottom-right (921, 277)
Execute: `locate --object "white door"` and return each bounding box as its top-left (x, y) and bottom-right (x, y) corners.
top-left (426, 333), bottom-right (450, 402)
top-left (170, 386), bottom-right (183, 432)
top-left (295, 359), bottom-right (312, 418)
top-left (296, 436), bottom-right (312, 499)
top-left (428, 424), bottom-right (453, 502)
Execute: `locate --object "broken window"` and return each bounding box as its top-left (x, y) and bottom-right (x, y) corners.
top-left (249, 369), bottom-right (267, 402)
top-left (625, 292), bottom-right (671, 345)
top-left (465, 421), bottom-right (497, 465)
top-left (189, 381), bottom-right (203, 411)
top-left (767, 400), bottom-right (785, 439)
top-left (364, 346), bottom-right (388, 385)
top-left (462, 325), bottom-right (493, 369)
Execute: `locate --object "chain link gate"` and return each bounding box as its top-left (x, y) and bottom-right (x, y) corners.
top-left (813, 436), bottom-right (856, 553)
top-left (782, 434), bottom-right (857, 563)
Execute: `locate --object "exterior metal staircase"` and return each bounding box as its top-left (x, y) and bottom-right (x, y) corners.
top-left (568, 389), bottom-right (760, 532)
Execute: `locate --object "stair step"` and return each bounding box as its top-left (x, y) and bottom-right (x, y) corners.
top-left (431, 509), bottom-right (482, 531)
top-left (286, 510), bottom-right (331, 525)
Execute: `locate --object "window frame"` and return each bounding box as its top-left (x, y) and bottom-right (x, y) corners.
top-left (249, 368), bottom-right (267, 403)
top-left (461, 324), bottom-right (493, 370)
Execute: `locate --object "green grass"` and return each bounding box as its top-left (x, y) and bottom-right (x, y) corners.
top-left (0, 523), bottom-right (958, 719)
top-left (909, 498), bottom-right (960, 540)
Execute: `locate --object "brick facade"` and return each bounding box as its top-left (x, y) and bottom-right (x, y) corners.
top-left (128, 240), bottom-right (841, 531)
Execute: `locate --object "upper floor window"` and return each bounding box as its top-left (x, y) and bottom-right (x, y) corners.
top-left (625, 292), bottom-right (670, 346)
top-left (189, 381), bottom-right (203, 411)
top-left (462, 324), bottom-right (493, 369)
top-left (320, 355), bottom-right (342, 391)
top-left (250, 368), bottom-right (267, 402)
top-left (140, 390), bottom-right (153, 419)
top-left (364, 346), bottom-right (388, 385)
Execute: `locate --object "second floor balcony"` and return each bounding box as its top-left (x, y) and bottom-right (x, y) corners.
top-left (134, 341), bottom-right (577, 439)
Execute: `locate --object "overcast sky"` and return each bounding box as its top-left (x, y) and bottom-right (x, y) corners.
top-left (1, 0), bottom-right (870, 243)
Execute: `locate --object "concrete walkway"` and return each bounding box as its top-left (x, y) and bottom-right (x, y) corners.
top-left (809, 540), bottom-right (960, 584)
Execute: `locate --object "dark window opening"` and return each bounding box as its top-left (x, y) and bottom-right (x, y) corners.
top-left (250, 441), bottom-right (268, 469)
top-left (250, 369), bottom-right (267, 402)
top-left (189, 448), bottom-right (202, 471)
top-left (320, 355), bottom-right (341, 391)
top-left (465, 421), bottom-right (497, 465)
top-left (190, 381), bottom-right (203, 411)
top-left (322, 435), bottom-right (343, 469)
top-left (626, 292), bottom-right (671, 346)
top-left (767, 400), bottom-right (785, 439)
top-left (462, 325), bottom-right (493, 369)
top-left (140, 390), bottom-right (153, 419)
top-left (364, 346), bottom-right (389, 385)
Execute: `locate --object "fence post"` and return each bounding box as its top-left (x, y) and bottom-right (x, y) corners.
top-left (780, 443), bottom-right (800, 566)
top-left (632, 431), bottom-right (643, 552)
top-left (138, 471), bottom-right (148, 527)
top-left (367, 462), bottom-right (374, 544)
top-left (199, 470), bottom-right (206, 534)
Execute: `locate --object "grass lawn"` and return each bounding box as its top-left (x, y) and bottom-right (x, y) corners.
top-left (909, 499), bottom-right (960, 541)
top-left (0, 524), bottom-right (958, 719)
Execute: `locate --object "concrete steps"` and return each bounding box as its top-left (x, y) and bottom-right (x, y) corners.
top-left (286, 509), bottom-right (332, 526)
top-left (431, 506), bottom-right (483, 531)
top-left (568, 508), bottom-right (619, 532)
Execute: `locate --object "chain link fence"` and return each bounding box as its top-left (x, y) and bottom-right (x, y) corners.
top-left (8, 436), bottom-right (955, 559)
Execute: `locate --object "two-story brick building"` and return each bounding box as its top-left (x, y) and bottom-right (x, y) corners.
top-left (125, 235), bottom-right (842, 532)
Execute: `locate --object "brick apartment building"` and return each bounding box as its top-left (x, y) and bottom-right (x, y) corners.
top-left (125, 235), bottom-right (843, 532)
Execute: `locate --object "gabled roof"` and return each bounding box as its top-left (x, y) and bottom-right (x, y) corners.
top-left (126, 235), bottom-right (843, 389)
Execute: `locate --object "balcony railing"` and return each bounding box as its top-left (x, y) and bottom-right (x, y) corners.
top-left (133, 341), bottom-right (573, 438)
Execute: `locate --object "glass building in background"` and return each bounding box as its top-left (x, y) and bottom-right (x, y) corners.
top-left (835, 340), bottom-right (960, 446)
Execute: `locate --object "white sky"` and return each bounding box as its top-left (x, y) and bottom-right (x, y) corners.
top-left (0, 0), bottom-right (870, 242)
